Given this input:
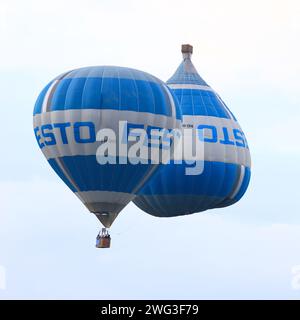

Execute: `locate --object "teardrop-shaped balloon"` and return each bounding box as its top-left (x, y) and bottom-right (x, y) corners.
top-left (33, 66), bottom-right (182, 227)
top-left (134, 45), bottom-right (251, 217)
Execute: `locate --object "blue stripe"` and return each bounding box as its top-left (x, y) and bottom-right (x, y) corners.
top-left (134, 161), bottom-right (251, 216)
top-left (134, 194), bottom-right (223, 217)
top-left (137, 161), bottom-right (242, 198)
top-left (33, 77), bottom-right (180, 119)
top-left (48, 155), bottom-right (156, 193)
top-left (172, 88), bottom-right (231, 118)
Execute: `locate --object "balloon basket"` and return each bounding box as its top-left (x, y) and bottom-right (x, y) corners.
top-left (96, 228), bottom-right (111, 248)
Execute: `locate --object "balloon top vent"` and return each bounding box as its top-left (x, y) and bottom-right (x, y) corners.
top-left (181, 44), bottom-right (193, 54)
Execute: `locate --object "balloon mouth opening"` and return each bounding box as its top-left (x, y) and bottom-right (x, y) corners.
top-left (94, 212), bottom-right (119, 228)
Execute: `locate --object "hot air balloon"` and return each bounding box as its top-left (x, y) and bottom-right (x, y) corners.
top-left (33, 66), bottom-right (181, 247)
top-left (133, 45), bottom-right (251, 217)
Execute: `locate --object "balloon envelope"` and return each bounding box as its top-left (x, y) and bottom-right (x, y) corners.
top-left (33, 66), bottom-right (181, 226)
top-left (133, 46), bottom-right (251, 217)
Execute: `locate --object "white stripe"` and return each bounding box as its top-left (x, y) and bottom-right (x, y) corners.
top-left (163, 84), bottom-right (177, 117)
top-left (33, 109), bottom-right (181, 160)
top-left (33, 110), bottom-right (251, 167)
top-left (168, 83), bottom-right (214, 91)
top-left (76, 191), bottom-right (132, 204)
top-left (41, 80), bottom-right (59, 113)
top-left (230, 165), bottom-right (245, 199)
top-left (182, 115), bottom-right (251, 168)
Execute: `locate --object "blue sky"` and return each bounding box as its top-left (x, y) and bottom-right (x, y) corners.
top-left (0, 0), bottom-right (300, 299)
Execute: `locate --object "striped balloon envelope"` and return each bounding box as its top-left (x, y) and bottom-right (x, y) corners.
top-left (133, 45), bottom-right (251, 217)
top-left (33, 66), bottom-right (182, 228)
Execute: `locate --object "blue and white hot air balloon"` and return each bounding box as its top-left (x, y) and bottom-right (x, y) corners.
top-left (133, 45), bottom-right (251, 217)
top-left (33, 66), bottom-right (181, 246)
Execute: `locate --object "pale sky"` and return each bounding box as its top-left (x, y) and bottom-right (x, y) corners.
top-left (0, 0), bottom-right (300, 299)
